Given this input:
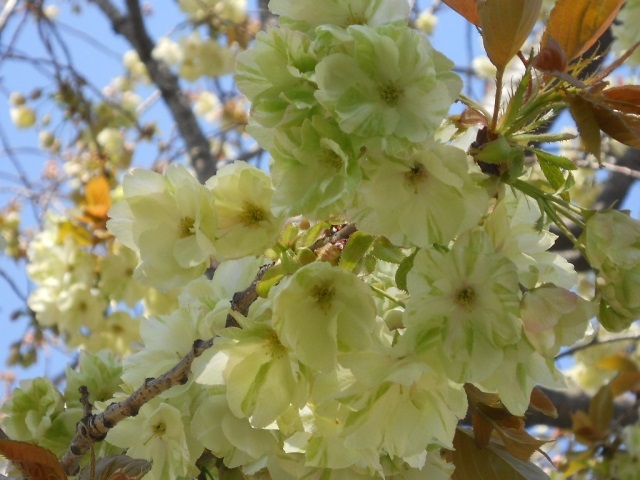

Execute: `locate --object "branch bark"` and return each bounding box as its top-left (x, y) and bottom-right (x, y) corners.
top-left (90, 0), bottom-right (217, 184)
top-left (60, 338), bottom-right (214, 476)
top-left (527, 386), bottom-right (639, 430)
top-left (258, 0), bottom-right (279, 30)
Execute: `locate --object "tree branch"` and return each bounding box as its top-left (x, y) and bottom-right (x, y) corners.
top-left (526, 386), bottom-right (639, 430)
top-left (90, 0), bottom-right (217, 184)
top-left (258, 0), bottom-right (278, 30)
top-left (60, 337), bottom-right (214, 476)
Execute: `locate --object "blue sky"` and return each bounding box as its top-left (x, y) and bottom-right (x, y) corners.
top-left (0, 1), bottom-right (638, 387)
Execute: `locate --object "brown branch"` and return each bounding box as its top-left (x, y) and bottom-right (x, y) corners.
top-left (310, 223), bottom-right (357, 251)
top-left (258, 0), bottom-right (278, 30)
top-left (459, 386), bottom-right (639, 431)
top-left (526, 386), bottom-right (639, 430)
top-left (225, 263), bottom-right (272, 328)
top-left (60, 338), bottom-right (214, 476)
top-left (90, 0), bottom-right (217, 184)
top-left (555, 331), bottom-right (640, 361)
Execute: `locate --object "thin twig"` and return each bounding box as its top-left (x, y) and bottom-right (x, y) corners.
top-left (555, 334), bottom-right (640, 360)
top-left (0, 267), bottom-right (26, 302)
top-left (90, 0), bottom-right (218, 184)
top-left (575, 158), bottom-right (640, 179)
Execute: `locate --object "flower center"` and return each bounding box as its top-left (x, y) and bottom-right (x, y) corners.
top-left (179, 216), bottom-right (195, 238)
top-left (143, 421), bottom-right (167, 445)
top-left (311, 280), bottom-right (335, 312)
top-left (323, 148), bottom-right (343, 172)
top-left (240, 201), bottom-right (267, 226)
top-left (345, 6), bottom-right (367, 25)
top-left (377, 81), bottom-right (404, 106)
top-left (455, 285), bottom-right (477, 312)
top-left (265, 332), bottom-right (286, 360)
top-left (404, 162), bottom-right (428, 192)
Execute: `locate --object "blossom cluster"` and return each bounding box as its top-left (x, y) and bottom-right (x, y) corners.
top-left (4, 0), bottom-right (640, 479)
top-left (25, 215), bottom-right (155, 353)
top-left (107, 161), bottom-right (284, 290)
top-left (89, 0), bottom-right (605, 477)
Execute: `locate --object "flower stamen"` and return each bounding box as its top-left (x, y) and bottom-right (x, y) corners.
top-left (378, 81), bottom-right (405, 106)
top-left (455, 285), bottom-right (477, 312)
top-left (311, 280), bottom-right (335, 312)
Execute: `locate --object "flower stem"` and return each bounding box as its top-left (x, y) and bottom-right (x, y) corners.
top-left (508, 179), bottom-right (588, 254)
top-left (369, 284), bottom-right (405, 308)
top-left (490, 68), bottom-right (504, 132)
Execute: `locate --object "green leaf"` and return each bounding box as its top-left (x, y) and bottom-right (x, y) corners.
top-left (589, 384), bottom-right (613, 434)
top-left (532, 149), bottom-right (578, 170)
top-left (280, 250), bottom-right (301, 274)
top-left (280, 222), bottom-right (299, 248)
top-left (371, 237), bottom-right (406, 264)
top-left (339, 231), bottom-right (374, 272)
top-left (501, 68), bottom-right (533, 131)
top-left (451, 428), bottom-right (550, 480)
top-left (362, 254), bottom-right (377, 275)
top-left (475, 136), bottom-right (512, 164)
top-left (395, 249), bottom-right (418, 292)
top-left (256, 265), bottom-right (286, 297)
top-left (296, 248), bottom-right (317, 266)
top-left (559, 171), bottom-right (575, 201)
top-left (538, 155), bottom-right (566, 191)
top-left (297, 221), bottom-right (330, 249)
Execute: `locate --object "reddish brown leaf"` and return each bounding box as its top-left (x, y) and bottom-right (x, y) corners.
top-left (592, 103), bottom-right (640, 149)
top-left (79, 455), bottom-right (152, 480)
top-left (451, 428), bottom-right (550, 480)
top-left (472, 412), bottom-right (494, 448)
top-left (571, 410), bottom-right (601, 445)
top-left (601, 85), bottom-right (640, 116)
top-left (441, 0), bottom-right (480, 26)
top-left (533, 36), bottom-right (568, 73)
top-left (610, 371), bottom-right (640, 397)
top-left (465, 383), bottom-right (503, 409)
top-left (495, 415), bottom-right (526, 431)
top-left (567, 93), bottom-right (602, 161)
top-left (494, 426), bottom-right (550, 461)
top-left (0, 439), bottom-right (67, 480)
top-left (477, 403), bottom-right (517, 422)
top-left (478, 0), bottom-right (543, 70)
top-left (528, 387), bottom-right (558, 419)
top-left (459, 107), bottom-right (489, 127)
top-left (543, 0), bottom-right (624, 61)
